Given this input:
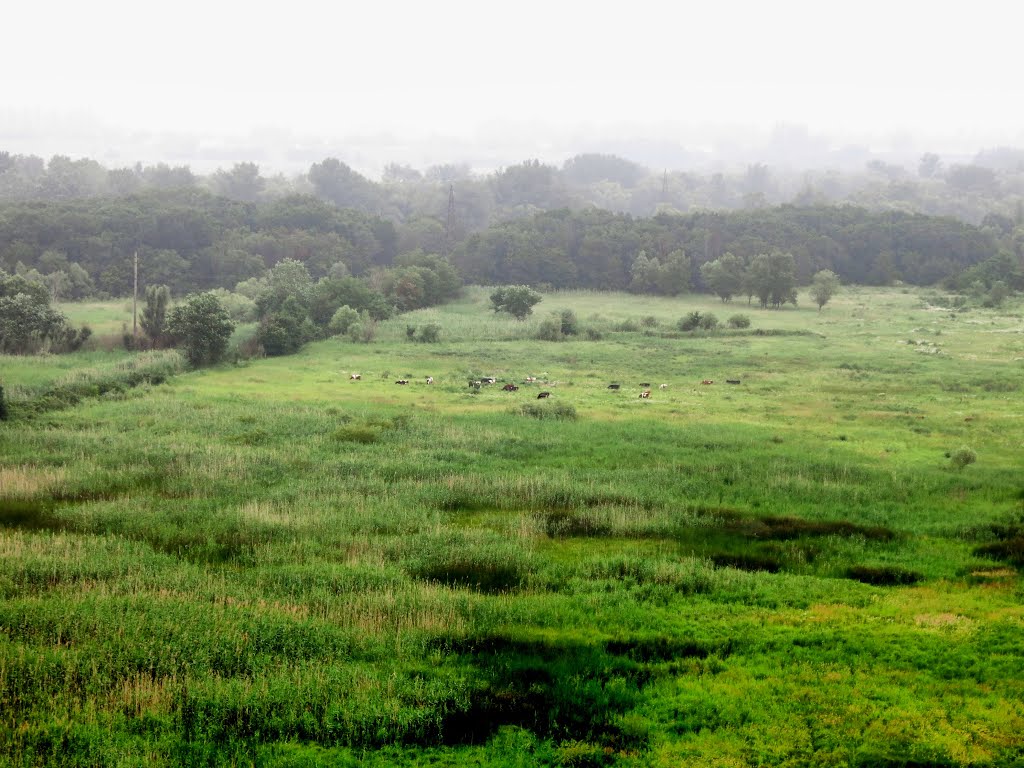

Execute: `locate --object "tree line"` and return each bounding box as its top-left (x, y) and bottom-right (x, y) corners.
top-left (453, 206), bottom-right (1005, 293)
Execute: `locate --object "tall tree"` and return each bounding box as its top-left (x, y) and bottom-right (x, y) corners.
top-left (810, 269), bottom-right (840, 310)
top-left (167, 292), bottom-right (234, 367)
top-left (490, 285), bottom-right (542, 319)
top-left (140, 284), bottom-right (171, 347)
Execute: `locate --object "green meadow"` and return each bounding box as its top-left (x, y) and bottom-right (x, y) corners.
top-left (1, 286), bottom-right (1023, 766)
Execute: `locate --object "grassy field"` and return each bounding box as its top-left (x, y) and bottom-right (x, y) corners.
top-left (1, 286), bottom-right (1023, 766)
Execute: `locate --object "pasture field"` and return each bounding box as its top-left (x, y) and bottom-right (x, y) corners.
top-left (1, 286), bottom-right (1023, 766)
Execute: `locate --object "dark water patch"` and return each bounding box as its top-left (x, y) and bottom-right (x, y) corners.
top-left (846, 565), bottom-right (922, 586)
top-left (708, 509), bottom-right (896, 542)
top-left (407, 558), bottom-right (524, 594)
top-left (968, 514), bottom-right (1024, 568)
top-left (974, 538), bottom-right (1024, 568)
top-left (434, 634), bottom-right (664, 749)
top-left (0, 500), bottom-right (63, 532)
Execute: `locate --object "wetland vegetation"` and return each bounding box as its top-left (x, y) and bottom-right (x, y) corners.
top-left (2, 286), bottom-right (1023, 765)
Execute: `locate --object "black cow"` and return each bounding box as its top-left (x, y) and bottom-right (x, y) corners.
top-left (639, 382), bottom-right (651, 387)
top-left (607, 384), bottom-right (621, 390)
top-left (537, 392), bottom-right (551, 399)
top-left (726, 379), bottom-right (741, 385)
top-left (395, 380), bottom-right (410, 385)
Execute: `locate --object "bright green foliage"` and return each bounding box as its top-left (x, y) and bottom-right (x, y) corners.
top-left (328, 305), bottom-right (360, 336)
top-left (950, 445), bottom-right (977, 470)
top-left (0, 269), bottom-right (83, 354)
top-left (256, 295), bottom-right (313, 356)
top-left (748, 251), bottom-right (798, 308)
top-left (701, 252), bottom-right (745, 302)
top-left (490, 285), bottom-right (542, 319)
top-left (166, 292), bottom-right (234, 366)
top-left (810, 269), bottom-right (840, 310)
top-left (1, 287), bottom-right (1023, 766)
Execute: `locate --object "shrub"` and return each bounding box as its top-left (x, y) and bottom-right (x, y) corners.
top-left (416, 323), bottom-right (442, 343)
top-left (677, 312), bottom-right (702, 331)
top-left (950, 445), bottom-right (977, 470)
top-left (536, 316), bottom-right (563, 341)
top-left (699, 312), bottom-right (719, 330)
top-left (329, 305), bottom-right (360, 336)
top-left (559, 309), bottom-right (579, 336)
top-left (727, 314), bottom-right (751, 329)
top-left (584, 328), bottom-right (604, 341)
top-left (641, 315), bottom-right (659, 328)
top-left (166, 292), bottom-right (235, 367)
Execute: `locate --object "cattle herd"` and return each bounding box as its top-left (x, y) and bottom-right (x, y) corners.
top-left (347, 373), bottom-right (742, 398)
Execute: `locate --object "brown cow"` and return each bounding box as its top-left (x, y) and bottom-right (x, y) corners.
top-left (639, 390), bottom-right (651, 399)
top-left (503, 383), bottom-right (519, 391)
top-left (701, 380), bottom-right (714, 385)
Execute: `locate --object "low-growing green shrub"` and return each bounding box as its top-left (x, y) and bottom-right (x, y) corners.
top-left (727, 314), bottom-right (751, 329)
top-left (950, 445), bottom-right (977, 470)
top-left (677, 312), bottom-right (702, 331)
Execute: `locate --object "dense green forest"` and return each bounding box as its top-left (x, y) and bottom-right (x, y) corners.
top-left (0, 191), bottom-right (1018, 300)
top-left (2, 149), bottom-right (1023, 365)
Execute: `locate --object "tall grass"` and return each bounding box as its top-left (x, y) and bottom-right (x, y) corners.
top-left (1, 288), bottom-right (1023, 765)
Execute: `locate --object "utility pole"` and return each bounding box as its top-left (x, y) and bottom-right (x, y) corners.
top-left (444, 184), bottom-right (455, 256)
top-left (132, 251), bottom-right (138, 338)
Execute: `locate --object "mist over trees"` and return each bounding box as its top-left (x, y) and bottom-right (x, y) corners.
top-left (1, 146), bottom-right (1022, 308)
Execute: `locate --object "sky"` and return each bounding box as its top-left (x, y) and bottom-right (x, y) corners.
top-left (3, 0), bottom-right (1023, 174)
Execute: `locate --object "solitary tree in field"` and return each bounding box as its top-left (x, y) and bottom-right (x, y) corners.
top-left (140, 284), bottom-right (171, 348)
top-left (167, 292), bottom-right (234, 366)
top-left (490, 285), bottom-right (542, 319)
top-left (810, 269), bottom-right (840, 310)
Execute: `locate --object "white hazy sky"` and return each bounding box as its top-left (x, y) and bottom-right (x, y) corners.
top-left (3, 0), bottom-right (1023, 169)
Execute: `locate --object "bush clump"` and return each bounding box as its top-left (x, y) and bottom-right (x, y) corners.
top-left (727, 314), bottom-right (751, 329)
top-left (678, 312), bottom-right (719, 331)
top-left (950, 445), bottom-right (977, 470)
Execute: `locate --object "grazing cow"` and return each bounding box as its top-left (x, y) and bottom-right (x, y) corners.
top-left (524, 376), bottom-right (538, 383)
top-left (607, 383), bottom-right (621, 390)
top-left (350, 374), bottom-right (361, 380)
top-left (481, 377), bottom-right (497, 385)
top-left (537, 391), bottom-right (551, 399)
top-left (426, 376), bottom-right (434, 384)
top-left (503, 383), bottom-right (519, 392)
top-left (726, 379), bottom-right (741, 385)
top-left (469, 381), bottom-right (481, 389)
top-left (395, 380), bottom-right (410, 385)
top-left (639, 382), bottom-right (651, 387)
top-left (639, 390), bottom-right (652, 399)
top-left (659, 383), bottom-right (668, 390)
top-left (701, 380), bottom-right (714, 385)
